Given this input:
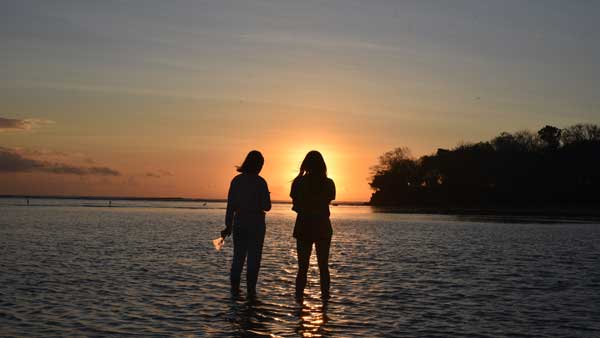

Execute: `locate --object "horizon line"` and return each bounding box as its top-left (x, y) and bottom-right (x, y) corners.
top-left (0, 194), bottom-right (369, 205)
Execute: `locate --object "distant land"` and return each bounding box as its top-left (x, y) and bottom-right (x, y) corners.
top-left (370, 206), bottom-right (600, 219)
top-left (3, 194), bottom-right (600, 218)
top-left (0, 195), bottom-right (368, 206)
top-left (369, 123), bottom-right (600, 216)
top-left (0, 194), bottom-right (229, 203)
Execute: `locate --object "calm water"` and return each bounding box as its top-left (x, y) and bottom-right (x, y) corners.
top-left (1, 198), bottom-right (599, 337)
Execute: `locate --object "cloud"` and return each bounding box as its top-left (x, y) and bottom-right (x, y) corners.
top-left (0, 147), bottom-right (120, 176)
top-left (146, 169), bottom-right (174, 178)
top-left (0, 117), bottom-right (29, 130)
top-left (159, 169), bottom-right (174, 176)
top-left (0, 117), bottom-right (54, 132)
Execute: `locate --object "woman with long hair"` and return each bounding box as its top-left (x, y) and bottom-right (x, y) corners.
top-left (290, 150), bottom-right (336, 301)
top-left (221, 150), bottom-right (271, 298)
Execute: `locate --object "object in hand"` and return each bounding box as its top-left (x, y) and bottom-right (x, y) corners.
top-left (213, 237), bottom-right (225, 251)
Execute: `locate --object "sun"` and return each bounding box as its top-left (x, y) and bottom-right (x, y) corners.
top-left (282, 145), bottom-right (343, 193)
top-left (261, 130), bottom-right (353, 200)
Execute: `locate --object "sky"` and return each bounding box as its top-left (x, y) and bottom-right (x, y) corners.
top-left (1, 0), bottom-right (599, 201)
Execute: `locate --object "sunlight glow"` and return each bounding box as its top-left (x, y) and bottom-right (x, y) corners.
top-left (279, 143), bottom-right (345, 201)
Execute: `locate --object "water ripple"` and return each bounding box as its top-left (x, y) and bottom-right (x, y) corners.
top-left (1, 203), bottom-right (599, 337)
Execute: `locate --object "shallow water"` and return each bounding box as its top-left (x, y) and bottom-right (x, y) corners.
top-left (1, 199), bottom-right (600, 337)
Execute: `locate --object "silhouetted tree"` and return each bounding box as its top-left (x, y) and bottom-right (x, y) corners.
top-left (370, 147), bottom-right (419, 204)
top-left (561, 123), bottom-right (600, 144)
top-left (538, 125), bottom-right (561, 149)
top-left (369, 123), bottom-right (600, 209)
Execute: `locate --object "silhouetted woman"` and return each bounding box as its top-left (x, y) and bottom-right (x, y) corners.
top-left (290, 151), bottom-right (336, 300)
top-left (222, 150), bottom-right (271, 298)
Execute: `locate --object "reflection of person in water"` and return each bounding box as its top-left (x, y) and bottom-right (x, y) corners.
top-left (228, 299), bottom-right (271, 338)
top-left (221, 150), bottom-right (271, 298)
top-left (290, 151), bottom-right (336, 301)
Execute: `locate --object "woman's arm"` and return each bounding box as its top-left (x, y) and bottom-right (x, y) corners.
top-left (328, 179), bottom-right (336, 202)
top-left (290, 177), bottom-right (300, 212)
top-left (260, 178), bottom-right (272, 211)
top-left (223, 179), bottom-right (236, 236)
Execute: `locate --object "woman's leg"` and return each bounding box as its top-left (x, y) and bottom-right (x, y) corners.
top-left (230, 228), bottom-right (248, 295)
top-left (295, 239), bottom-right (313, 299)
top-left (315, 237), bottom-right (331, 299)
top-left (246, 224), bottom-right (265, 297)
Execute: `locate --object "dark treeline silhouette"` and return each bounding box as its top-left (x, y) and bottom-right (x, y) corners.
top-left (369, 124), bottom-right (600, 209)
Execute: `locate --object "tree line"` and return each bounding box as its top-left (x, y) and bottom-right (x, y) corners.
top-left (369, 124), bottom-right (600, 208)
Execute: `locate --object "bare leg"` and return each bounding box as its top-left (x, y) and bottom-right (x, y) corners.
top-left (295, 239), bottom-right (313, 300)
top-left (315, 237), bottom-right (331, 299)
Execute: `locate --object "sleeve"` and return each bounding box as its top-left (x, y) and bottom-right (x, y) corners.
top-left (290, 178), bottom-right (300, 212)
top-left (328, 179), bottom-right (336, 202)
top-left (290, 178), bottom-right (298, 200)
top-left (225, 179), bottom-right (236, 228)
top-left (260, 178), bottom-right (272, 211)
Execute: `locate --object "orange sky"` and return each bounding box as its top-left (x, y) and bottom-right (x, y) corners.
top-left (0, 100), bottom-right (385, 201)
top-left (1, 1), bottom-right (599, 201)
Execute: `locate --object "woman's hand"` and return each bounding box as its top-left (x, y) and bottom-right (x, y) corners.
top-left (221, 227), bottom-right (232, 238)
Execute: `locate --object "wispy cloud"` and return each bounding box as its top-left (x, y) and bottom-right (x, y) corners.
top-left (146, 169), bottom-right (174, 179)
top-left (0, 147), bottom-right (120, 176)
top-left (237, 32), bottom-right (400, 52)
top-left (14, 80), bottom-right (201, 100)
top-left (0, 117), bottom-right (54, 132)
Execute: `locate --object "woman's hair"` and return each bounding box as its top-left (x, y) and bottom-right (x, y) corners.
top-left (237, 150), bottom-right (264, 174)
top-left (297, 150), bottom-right (327, 178)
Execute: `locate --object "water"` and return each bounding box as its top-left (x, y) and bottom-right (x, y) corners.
top-left (1, 198), bottom-right (599, 337)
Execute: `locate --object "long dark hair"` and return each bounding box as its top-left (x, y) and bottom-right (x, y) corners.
top-left (237, 150), bottom-right (264, 175)
top-left (297, 150), bottom-right (327, 178)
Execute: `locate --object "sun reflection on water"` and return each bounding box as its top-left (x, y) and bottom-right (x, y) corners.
top-left (295, 299), bottom-right (330, 338)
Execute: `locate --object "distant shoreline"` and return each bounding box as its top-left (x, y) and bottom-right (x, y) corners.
top-left (370, 205), bottom-right (600, 218)
top-left (0, 195), bottom-right (367, 206)
top-left (3, 195), bottom-right (598, 218)
top-left (0, 194), bottom-right (229, 203)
